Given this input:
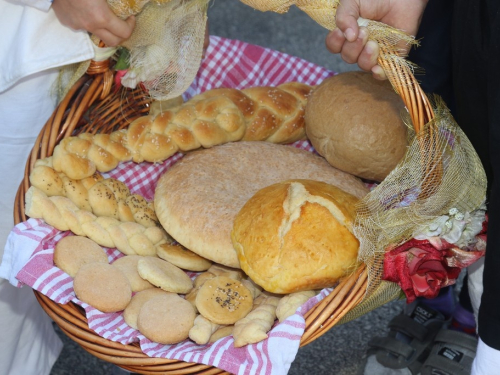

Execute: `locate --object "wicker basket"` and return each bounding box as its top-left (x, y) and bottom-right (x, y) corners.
top-left (13, 44), bottom-right (433, 374)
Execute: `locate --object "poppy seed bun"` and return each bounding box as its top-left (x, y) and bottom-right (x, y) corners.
top-left (232, 179), bottom-right (360, 294)
top-left (305, 71), bottom-right (408, 182)
top-left (154, 142), bottom-right (369, 268)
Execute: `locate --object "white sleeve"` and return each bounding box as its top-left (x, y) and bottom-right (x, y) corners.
top-left (10, 0), bottom-right (52, 12)
top-left (472, 338), bottom-right (500, 375)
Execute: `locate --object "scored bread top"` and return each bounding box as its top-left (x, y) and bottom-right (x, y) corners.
top-left (154, 142), bottom-right (369, 268)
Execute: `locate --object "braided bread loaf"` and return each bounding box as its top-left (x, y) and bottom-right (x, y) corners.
top-left (25, 187), bottom-right (171, 256)
top-left (29, 159), bottom-right (158, 227)
top-left (48, 82), bottom-right (313, 180)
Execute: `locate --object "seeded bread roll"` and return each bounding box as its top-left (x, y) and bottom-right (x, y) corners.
top-left (195, 276), bottom-right (254, 325)
top-left (305, 71), bottom-right (408, 182)
top-left (232, 179), bottom-right (360, 294)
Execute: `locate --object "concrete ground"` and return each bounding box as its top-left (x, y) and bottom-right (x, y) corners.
top-left (50, 2), bottom-right (404, 374)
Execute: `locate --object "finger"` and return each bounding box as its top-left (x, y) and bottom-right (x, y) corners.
top-left (105, 14), bottom-right (136, 41)
top-left (325, 28), bottom-right (346, 54)
top-left (371, 65), bottom-right (387, 80)
top-left (93, 28), bottom-right (123, 47)
top-left (335, 0), bottom-right (360, 42)
top-left (357, 40), bottom-right (379, 72)
top-left (340, 27), bottom-right (368, 65)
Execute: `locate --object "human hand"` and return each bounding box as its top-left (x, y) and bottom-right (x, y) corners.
top-left (52, 0), bottom-right (136, 47)
top-left (326, 0), bottom-right (428, 79)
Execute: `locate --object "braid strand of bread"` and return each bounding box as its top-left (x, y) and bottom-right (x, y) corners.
top-left (25, 186), bottom-right (171, 256)
top-left (48, 82), bottom-right (313, 180)
top-left (29, 159), bottom-right (158, 228)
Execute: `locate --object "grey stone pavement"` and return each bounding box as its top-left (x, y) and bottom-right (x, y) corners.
top-left (50, 2), bottom-right (406, 374)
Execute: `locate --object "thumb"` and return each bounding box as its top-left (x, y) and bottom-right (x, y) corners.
top-left (336, 0), bottom-right (361, 42)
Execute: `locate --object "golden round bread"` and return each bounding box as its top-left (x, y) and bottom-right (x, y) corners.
top-left (123, 288), bottom-right (173, 329)
top-left (137, 293), bottom-right (196, 345)
top-left (232, 179), bottom-right (361, 294)
top-left (73, 263), bottom-right (132, 312)
top-left (137, 256), bottom-right (193, 294)
top-left (154, 141), bottom-right (369, 268)
top-left (111, 255), bottom-right (155, 292)
top-left (156, 244), bottom-right (212, 271)
top-left (305, 71), bottom-right (408, 182)
top-left (54, 235), bottom-right (108, 277)
top-left (195, 276), bottom-right (254, 325)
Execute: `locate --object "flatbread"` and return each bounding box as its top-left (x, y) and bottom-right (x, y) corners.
top-left (154, 142), bottom-right (369, 268)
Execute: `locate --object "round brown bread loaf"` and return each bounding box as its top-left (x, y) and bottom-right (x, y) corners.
top-left (154, 141), bottom-right (369, 268)
top-left (305, 71), bottom-right (408, 182)
top-left (232, 179), bottom-right (360, 294)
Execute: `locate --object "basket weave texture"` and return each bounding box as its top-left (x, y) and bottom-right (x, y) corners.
top-left (13, 37), bottom-right (431, 374)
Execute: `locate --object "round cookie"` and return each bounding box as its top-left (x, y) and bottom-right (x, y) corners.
top-left (154, 142), bottom-right (369, 268)
top-left (111, 255), bottom-right (155, 292)
top-left (54, 235), bottom-right (108, 277)
top-left (137, 256), bottom-right (193, 294)
top-left (195, 276), bottom-right (253, 325)
top-left (73, 263), bottom-right (132, 312)
top-left (123, 288), bottom-right (172, 329)
top-left (137, 293), bottom-right (196, 344)
top-left (157, 244), bottom-right (212, 271)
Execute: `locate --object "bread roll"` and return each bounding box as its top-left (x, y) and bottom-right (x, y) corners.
top-left (154, 142), bottom-right (369, 268)
top-left (232, 179), bottom-right (360, 294)
top-left (305, 71), bottom-right (407, 182)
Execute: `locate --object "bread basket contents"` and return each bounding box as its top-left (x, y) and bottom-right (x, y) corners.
top-left (156, 243), bottom-right (212, 271)
top-left (111, 255), bottom-right (156, 292)
top-left (38, 82), bottom-right (313, 181)
top-left (154, 141), bottom-right (369, 268)
top-left (54, 235), bottom-right (109, 278)
top-left (232, 179), bottom-right (361, 294)
top-left (305, 71), bottom-right (408, 182)
top-left (194, 275), bottom-right (254, 325)
top-left (73, 263), bottom-right (132, 313)
top-left (137, 293), bottom-right (197, 345)
top-left (29, 160), bottom-right (158, 227)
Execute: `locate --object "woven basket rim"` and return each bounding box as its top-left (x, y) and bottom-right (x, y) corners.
top-left (14, 49), bottom-right (431, 372)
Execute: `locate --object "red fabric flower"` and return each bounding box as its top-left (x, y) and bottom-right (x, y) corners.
top-left (383, 238), bottom-right (484, 303)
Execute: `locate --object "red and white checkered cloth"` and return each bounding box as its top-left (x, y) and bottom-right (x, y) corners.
top-left (0, 36), bottom-right (337, 375)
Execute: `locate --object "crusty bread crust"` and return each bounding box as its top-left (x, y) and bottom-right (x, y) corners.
top-left (154, 142), bottom-right (368, 268)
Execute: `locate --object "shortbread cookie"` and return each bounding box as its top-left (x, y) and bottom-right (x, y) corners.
top-left (73, 263), bottom-right (131, 312)
top-left (185, 272), bottom-right (216, 312)
top-left (137, 256), bottom-right (193, 294)
top-left (111, 255), bottom-right (155, 292)
top-left (123, 288), bottom-right (172, 329)
top-left (54, 235), bottom-right (108, 277)
top-left (137, 294), bottom-right (196, 344)
top-left (195, 276), bottom-right (253, 325)
top-left (207, 264), bottom-right (244, 281)
top-left (157, 244), bottom-right (212, 271)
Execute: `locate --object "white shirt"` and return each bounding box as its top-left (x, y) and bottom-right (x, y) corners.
top-left (0, 0), bottom-right (95, 92)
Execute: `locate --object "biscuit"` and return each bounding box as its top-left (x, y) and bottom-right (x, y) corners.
top-left (137, 256), bottom-right (193, 294)
top-left (73, 263), bottom-right (132, 312)
top-left (111, 255), bottom-right (155, 292)
top-left (157, 244), bottom-right (212, 271)
top-left (137, 293), bottom-right (196, 344)
top-left (195, 276), bottom-right (253, 325)
top-left (54, 235), bottom-right (108, 277)
top-left (123, 288), bottom-right (172, 329)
